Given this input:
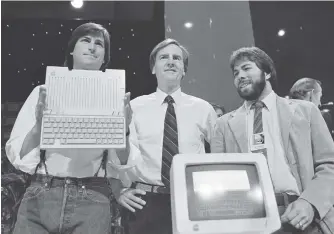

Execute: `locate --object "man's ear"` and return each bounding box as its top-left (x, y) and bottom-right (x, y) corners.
top-left (152, 65), bottom-right (156, 75)
top-left (265, 73), bottom-right (271, 80)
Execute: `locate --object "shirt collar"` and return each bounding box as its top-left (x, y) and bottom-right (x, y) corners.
top-left (244, 90), bottom-right (276, 113)
top-left (156, 87), bottom-right (182, 105)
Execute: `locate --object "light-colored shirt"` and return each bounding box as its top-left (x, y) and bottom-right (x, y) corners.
top-left (244, 91), bottom-right (300, 195)
top-left (5, 85), bottom-right (123, 178)
top-left (122, 88), bottom-right (217, 186)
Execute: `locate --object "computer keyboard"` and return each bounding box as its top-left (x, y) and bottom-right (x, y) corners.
top-left (41, 115), bottom-right (125, 148)
top-left (40, 66), bottom-right (126, 149)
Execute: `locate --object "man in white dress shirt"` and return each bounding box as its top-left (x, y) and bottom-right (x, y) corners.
top-left (5, 22), bottom-right (130, 234)
top-left (116, 38), bottom-right (217, 234)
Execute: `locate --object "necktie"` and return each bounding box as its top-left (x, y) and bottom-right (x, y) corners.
top-left (161, 95), bottom-right (179, 187)
top-left (251, 101), bottom-right (267, 157)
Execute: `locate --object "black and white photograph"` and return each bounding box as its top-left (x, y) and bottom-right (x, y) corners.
top-left (2, 1), bottom-right (334, 234)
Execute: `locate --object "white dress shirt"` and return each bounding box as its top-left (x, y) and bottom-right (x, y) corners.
top-left (121, 88), bottom-right (217, 186)
top-left (245, 91), bottom-right (300, 195)
top-left (5, 85), bottom-right (123, 178)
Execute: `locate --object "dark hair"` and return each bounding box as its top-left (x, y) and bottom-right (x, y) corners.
top-left (229, 46), bottom-right (277, 91)
top-left (210, 102), bottom-right (226, 115)
top-left (64, 22), bottom-right (110, 71)
top-left (289, 77), bottom-right (322, 100)
top-left (149, 38), bottom-right (189, 73)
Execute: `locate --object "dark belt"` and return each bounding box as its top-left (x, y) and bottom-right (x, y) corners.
top-left (32, 174), bottom-right (109, 187)
top-left (133, 182), bottom-right (170, 194)
top-left (275, 193), bottom-right (299, 207)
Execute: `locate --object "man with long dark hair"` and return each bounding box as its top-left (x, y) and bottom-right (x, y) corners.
top-left (6, 22), bottom-right (129, 234)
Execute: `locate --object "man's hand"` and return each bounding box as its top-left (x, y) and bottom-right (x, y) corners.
top-left (124, 92), bottom-right (132, 133)
top-left (281, 198), bottom-right (315, 230)
top-left (117, 188), bottom-right (146, 212)
top-left (35, 85), bottom-right (47, 125)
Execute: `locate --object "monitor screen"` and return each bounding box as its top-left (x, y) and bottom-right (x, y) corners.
top-left (185, 163), bottom-right (266, 221)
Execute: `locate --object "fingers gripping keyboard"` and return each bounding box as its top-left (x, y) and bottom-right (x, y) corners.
top-left (40, 66), bottom-right (126, 149)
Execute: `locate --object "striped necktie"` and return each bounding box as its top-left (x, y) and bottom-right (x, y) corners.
top-left (251, 101), bottom-right (267, 157)
top-left (161, 95), bottom-right (179, 187)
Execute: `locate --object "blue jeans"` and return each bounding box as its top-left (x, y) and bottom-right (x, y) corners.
top-left (13, 174), bottom-right (112, 234)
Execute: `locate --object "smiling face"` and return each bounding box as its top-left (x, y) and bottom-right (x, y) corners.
top-left (233, 59), bottom-right (268, 101)
top-left (72, 34), bottom-right (105, 70)
top-left (152, 44), bottom-right (185, 90)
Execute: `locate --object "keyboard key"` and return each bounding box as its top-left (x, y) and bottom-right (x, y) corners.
top-left (44, 122), bottom-right (52, 127)
top-left (68, 139), bottom-right (97, 144)
top-left (43, 133), bottom-right (55, 138)
top-left (44, 128), bottom-right (53, 133)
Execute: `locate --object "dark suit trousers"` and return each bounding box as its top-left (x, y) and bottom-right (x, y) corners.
top-left (122, 193), bottom-right (172, 234)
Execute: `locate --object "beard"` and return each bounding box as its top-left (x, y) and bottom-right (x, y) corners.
top-left (237, 72), bottom-right (266, 101)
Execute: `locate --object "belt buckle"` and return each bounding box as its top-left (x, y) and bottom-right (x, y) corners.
top-left (156, 186), bottom-right (168, 194)
top-left (137, 183), bottom-right (150, 192)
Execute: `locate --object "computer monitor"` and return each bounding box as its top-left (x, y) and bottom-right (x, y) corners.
top-left (170, 153), bottom-right (281, 234)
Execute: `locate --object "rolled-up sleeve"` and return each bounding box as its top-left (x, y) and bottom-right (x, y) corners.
top-left (5, 86), bottom-right (41, 174)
